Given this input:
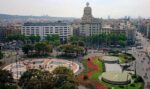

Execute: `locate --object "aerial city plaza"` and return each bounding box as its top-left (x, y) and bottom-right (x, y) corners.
top-left (0, 1), bottom-right (150, 89)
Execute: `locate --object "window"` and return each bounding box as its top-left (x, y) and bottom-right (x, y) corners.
top-left (55, 29), bottom-right (58, 33)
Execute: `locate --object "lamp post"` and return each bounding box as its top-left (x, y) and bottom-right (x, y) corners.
top-left (135, 61), bottom-right (137, 75)
top-left (126, 74), bottom-right (129, 89)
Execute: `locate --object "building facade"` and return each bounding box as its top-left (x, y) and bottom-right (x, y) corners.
top-left (79, 2), bottom-right (102, 36)
top-left (21, 22), bottom-right (73, 42)
top-left (6, 24), bottom-right (22, 36)
top-left (79, 2), bottom-right (135, 44)
top-left (0, 26), bottom-right (7, 42)
top-left (146, 23), bottom-right (150, 39)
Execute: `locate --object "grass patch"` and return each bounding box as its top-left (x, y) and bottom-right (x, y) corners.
top-left (100, 80), bottom-right (144, 89)
top-left (109, 53), bottom-right (135, 64)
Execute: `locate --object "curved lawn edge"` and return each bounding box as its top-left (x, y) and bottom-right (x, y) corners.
top-left (77, 57), bottom-right (107, 89)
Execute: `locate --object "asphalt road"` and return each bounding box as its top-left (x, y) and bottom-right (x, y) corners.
top-left (127, 32), bottom-right (150, 89)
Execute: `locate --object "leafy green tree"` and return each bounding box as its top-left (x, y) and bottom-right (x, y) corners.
top-left (7, 34), bottom-right (26, 42)
top-left (58, 44), bottom-right (84, 56)
top-left (35, 42), bottom-right (52, 55)
top-left (29, 35), bottom-right (41, 43)
top-left (52, 67), bottom-right (78, 89)
top-left (19, 67), bottom-right (78, 89)
top-left (78, 41), bottom-right (85, 47)
top-left (22, 45), bottom-right (34, 55)
top-left (0, 51), bottom-right (3, 59)
top-left (0, 61), bottom-right (4, 67)
top-left (71, 41), bottom-right (78, 46)
top-left (0, 69), bottom-right (13, 83)
top-left (81, 33), bottom-right (127, 48)
top-left (19, 69), bottom-right (54, 89)
top-left (0, 69), bottom-right (17, 89)
top-left (45, 34), bottom-right (60, 47)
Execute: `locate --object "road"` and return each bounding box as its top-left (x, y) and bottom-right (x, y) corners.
top-left (127, 32), bottom-right (150, 89)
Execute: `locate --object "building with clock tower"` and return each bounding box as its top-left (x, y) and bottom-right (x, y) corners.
top-left (80, 2), bottom-right (102, 36)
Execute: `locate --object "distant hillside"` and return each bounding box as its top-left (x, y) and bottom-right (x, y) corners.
top-left (0, 14), bottom-right (77, 22)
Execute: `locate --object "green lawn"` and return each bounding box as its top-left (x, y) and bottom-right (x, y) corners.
top-left (101, 81), bottom-right (143, 89)
top-left (119, 55), bottom-right (126, 64)
top-left (89, 58), bottom-right (144, 89)
top-left (80, 57), bottom-right (143, 89)
top-left (109, 53), bottom-right (136, 64)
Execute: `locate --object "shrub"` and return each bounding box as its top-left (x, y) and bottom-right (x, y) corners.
top-left (132, 74), bottom-right (137, 79)
top-left (119, 85), bottom-right (124, 88)
top-left (130, 83), bottom-right (135, 87)
top-left (135, 76), bottom-right (143, 83)
top-left (83, 75), bottom-right (88, 80)
top-left (87, 58), bottom-right (90, 61)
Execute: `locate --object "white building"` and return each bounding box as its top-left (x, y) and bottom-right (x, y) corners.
top-left (21, 22), bottom-right (73, 41)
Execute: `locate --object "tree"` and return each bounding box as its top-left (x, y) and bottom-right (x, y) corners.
top-left (0, 51), bottom-right (3, 59)
top-left (0, 61), bottom-right (4, 67)
top-left (34, 42), bottom-right (52, 55)
top-left (19, 69), bottom-right (54, 89)
top-left (29, 35), bottom-right (41, 43)
top-left (0, 69), bottom-right (17, 89)
top-left (45, 34), bottom-right (60, 47)
top-left (7, 34), bottom-right (26, 42)
top-left (52, 66), bottom-right (74, 77)
top-left (52, 67), bottom-right (78, 89)
top-left (58, 44), bottom-right (84, 56)
top-left (78, 41), bottom-right (85, 47)
top-left (0, 69), bottom-right (13, 83)
top-left (19, 67), bottom-right (78, 89)
top-left (22, 45), bottom-right (33, 55)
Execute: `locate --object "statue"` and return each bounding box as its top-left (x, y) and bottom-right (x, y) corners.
top-left (86, 2), bottom-right (89, 7)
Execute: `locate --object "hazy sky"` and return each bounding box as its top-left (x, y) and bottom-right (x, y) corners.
top-left (0, 0), bottom-right (150, 18)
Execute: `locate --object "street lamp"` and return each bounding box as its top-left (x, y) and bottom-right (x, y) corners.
top-left (135, 61), bottom-right (137, 75)
top-left (126, 74), bottom-right (129, 89)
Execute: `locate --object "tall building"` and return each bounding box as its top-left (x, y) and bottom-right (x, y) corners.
top-left (6, 24), bottom-right (22, 36)
top-left (79, 2), bottom-right (102, 36)
top-left (146, 23), bottom-right (150, 39)
top-left (21, 21), bottom-right (73, 42)
top-left (0, 26), bottom-right (7, 42)
top-left (79, 2), bottom-right (135, 44)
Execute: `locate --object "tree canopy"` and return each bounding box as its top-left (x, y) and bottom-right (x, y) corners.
top-left (69, 33), bottom-right (127, 48)
top-left (58, 44), bottom-right (84, 56)
top-left (0, 69), bottom-right (17, 89)
top-left (19, 69), bottom-right (54, 89)
top-left (0, 51), bottom-right (3, 59)
top-left (19, 67), bottom-right (78, 89)
top-left (45, 34), bottom-right (60, 47)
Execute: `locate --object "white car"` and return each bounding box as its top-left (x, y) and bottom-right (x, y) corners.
top-left (136, 46), bottom-right (143, 49)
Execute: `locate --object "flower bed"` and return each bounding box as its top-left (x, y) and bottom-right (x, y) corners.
top-left (78, 57), bottom-right (107, 89)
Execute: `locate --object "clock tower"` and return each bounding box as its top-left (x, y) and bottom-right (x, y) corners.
top-left (82, 2), bottom-right (93, 23)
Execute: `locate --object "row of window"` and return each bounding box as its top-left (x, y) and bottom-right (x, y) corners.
top-left (23, 26), bottom-right (69, 29)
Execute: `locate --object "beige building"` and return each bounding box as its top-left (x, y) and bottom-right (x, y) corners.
top-left (6, 24), bottom-right (22, 36)
top-left (79, 2), bottom-right (102, 36)
top-left (79, 2), bottom-right (135, 43)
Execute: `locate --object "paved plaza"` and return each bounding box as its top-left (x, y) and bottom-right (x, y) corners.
top-left (3, 58), bottom-right (79, 80)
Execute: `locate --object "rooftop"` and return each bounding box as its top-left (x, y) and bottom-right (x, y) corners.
top-left (23, 21), bottom-right (70, 26)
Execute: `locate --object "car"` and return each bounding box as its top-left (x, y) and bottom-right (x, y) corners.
top-left (127, 47), bottom-right (132, 50)
top-left (136, 46), bottom-right (143, 49)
